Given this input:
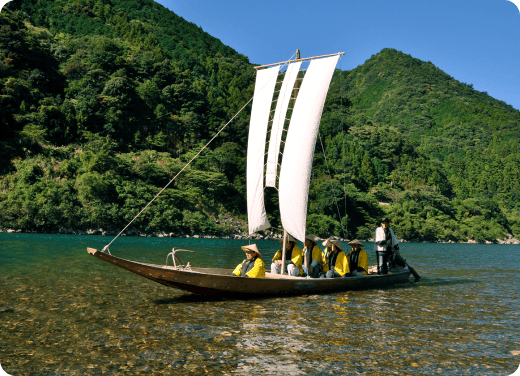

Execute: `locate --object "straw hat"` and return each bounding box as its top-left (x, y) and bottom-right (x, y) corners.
top-left (348, 239), bottom-right (364, 247)
top-left (322, 238), bottom-right (332, 247)
top-left (279, 234), bottom-right (297, 243)
top-left (241, 244), bottom-right (261, 258)
top-left (305, 234), bottom-right (319, 242)
top-left (330, 239), bottom-right (343, 251)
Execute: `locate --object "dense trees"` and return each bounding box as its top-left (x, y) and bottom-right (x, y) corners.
top-left (314, 48), bottom-right (520, 241)
top-left (0, 3), bottom-right (519, 241)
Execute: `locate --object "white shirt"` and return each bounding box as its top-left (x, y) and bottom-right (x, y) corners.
top-left (374, 227), bottom-right (399, 252)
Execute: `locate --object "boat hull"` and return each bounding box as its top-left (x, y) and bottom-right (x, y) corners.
top-left (87, 248), bottom-right (412, 298)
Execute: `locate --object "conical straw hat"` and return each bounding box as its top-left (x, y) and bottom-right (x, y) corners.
top-left (241, 244), bottom-right (261, 258)
top-left (330, 239), bottom-right (343, 251)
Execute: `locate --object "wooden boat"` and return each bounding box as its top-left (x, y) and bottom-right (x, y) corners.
top-left (88, 51), bottom-right (418, 297)
top-left (87, 247), bottom-right (411, 298)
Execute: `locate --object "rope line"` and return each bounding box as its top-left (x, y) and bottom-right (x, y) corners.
top-left (103, 51), bottom-right (297, 252)
top-left (340, 54), bottom-right (347, 234)
top-left (318, 132), bottom-right (347, 240)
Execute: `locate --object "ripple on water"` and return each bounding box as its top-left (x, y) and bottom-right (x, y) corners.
top-left (1, 235), bottom-right (520, 375)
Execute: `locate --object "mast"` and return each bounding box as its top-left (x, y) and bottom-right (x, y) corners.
top-left (279, 50), bottom-right (300, 276)
top-left (280, 231), bottom-right (287, 275)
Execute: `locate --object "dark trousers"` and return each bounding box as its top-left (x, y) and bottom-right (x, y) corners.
top-left (377, 251), bottom-right (389, 275)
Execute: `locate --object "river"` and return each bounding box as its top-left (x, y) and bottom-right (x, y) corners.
top-left (0, 233), bottom-right (519, 375)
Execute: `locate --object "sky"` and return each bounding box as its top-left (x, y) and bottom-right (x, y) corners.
top-left (154, 0), bottom-right (520, 111)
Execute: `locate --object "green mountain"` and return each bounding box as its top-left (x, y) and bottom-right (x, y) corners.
top-left (314, 49), bottom-right (520, 241)
top-left (0, 1), bottom-right (519, 242)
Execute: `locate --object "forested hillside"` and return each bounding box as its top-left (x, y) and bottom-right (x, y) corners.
top-left (1, 0), bottom-right (519, 242)
top-left (313, 49), bottom-right (520, 241)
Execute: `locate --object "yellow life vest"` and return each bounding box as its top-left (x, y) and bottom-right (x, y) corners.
top-left (272, 245), bottom-right (303, 276)
top-left (349, 248), bottom-right (368, 274)
top-left (322, 247), bottom-right (331, 272)
top-left (232, 258), bottom-right (266, 278)
top-left (329, 250), bottom-right (350, 276)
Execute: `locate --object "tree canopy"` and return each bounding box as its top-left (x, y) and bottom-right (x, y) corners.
top-left (1, 3), bottom-right (519, 242)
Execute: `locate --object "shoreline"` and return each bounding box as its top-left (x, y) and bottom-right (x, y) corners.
top-left (1, 228), bottom-right (518, 245)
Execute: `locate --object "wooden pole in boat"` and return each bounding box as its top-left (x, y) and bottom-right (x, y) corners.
top-left (278, 50), bottom-right (299, 277)
top-left (280, 230), bottom-right (287, 275)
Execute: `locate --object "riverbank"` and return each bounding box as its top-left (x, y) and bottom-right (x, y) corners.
top-left (1, 227), bottom-right (518, 244)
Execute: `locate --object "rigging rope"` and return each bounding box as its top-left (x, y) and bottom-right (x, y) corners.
top-left (318, 132), bottom-right (348, 240)
top-left (340, 54), bottom-right (348, 237)
top-left (103, 52), bottom-right (297, 252)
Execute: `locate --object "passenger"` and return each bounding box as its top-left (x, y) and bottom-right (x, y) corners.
top-left (347, 240), bottom-right (368, 275)
top-left (232, 244), bottom-right (266, 278)
top-left (303, 234), bottom-right (322, 278)
top-left (321, 238), bottom-right (332, 274)
top-left (374, 217), bottom-right (400, 275)
top-left (319, 239), bottom-right (350, 278)
top-left (271, 234), bottom-right (303, 276)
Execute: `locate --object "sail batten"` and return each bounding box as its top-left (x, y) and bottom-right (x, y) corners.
top-left (246, 65), bottom-right (280, 235)
top-left (278, 56), bottom-right (339, 242)
top-left (265, 62), bottom-right (302, 188)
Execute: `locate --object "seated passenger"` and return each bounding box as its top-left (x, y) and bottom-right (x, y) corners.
top-left (319, 239), bottom-right (350, 278)
top-left (271, 234), bottom-right (303, 276)
top-left (232, 244), bottom-right (265, 278)
top-left (321, 238), bottom-right (332, 274)
top-left (347, 240), bottom-right (368, 275)
top-left (303, 234), bottom-right (322, 278)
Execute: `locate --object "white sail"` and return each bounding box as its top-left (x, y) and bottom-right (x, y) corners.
top-left (265, 62), bottom-right (302, 188)
top-left (278, 55), bottom-right (339, 242)
top-left (246, 65), bottom-right (280, 235)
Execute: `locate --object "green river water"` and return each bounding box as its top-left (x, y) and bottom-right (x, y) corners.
top-left (0, 233), bottom-right (519, 375)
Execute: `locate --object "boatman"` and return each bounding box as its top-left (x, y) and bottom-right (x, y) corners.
top-left (303, 234), bottom-right (322, 278)
top-left (374, 217), bottom-right (399, 275)
top-left (271, 234), bottom-right (303, 276)
top-left (347, 240), bottom-right (368, 275)
top-left (232, 244), bottom-right (266, 278)
top-left (319, 239), bottom-right (350, 278)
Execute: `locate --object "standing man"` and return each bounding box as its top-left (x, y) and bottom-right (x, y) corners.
top-left (374, 217), bottom-right (399, 275)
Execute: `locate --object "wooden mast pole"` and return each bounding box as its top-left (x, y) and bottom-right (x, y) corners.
top-left (280, 230), bottom-right (287, 275)
top-left (279, 49), bottom-right (299, 276)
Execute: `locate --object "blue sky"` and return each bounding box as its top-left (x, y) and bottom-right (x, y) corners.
top-left (155, 0), bottom-right (520, 111)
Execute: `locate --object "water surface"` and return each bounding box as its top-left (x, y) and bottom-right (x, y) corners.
top-left (1, 234), bottom-right (519, 375)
